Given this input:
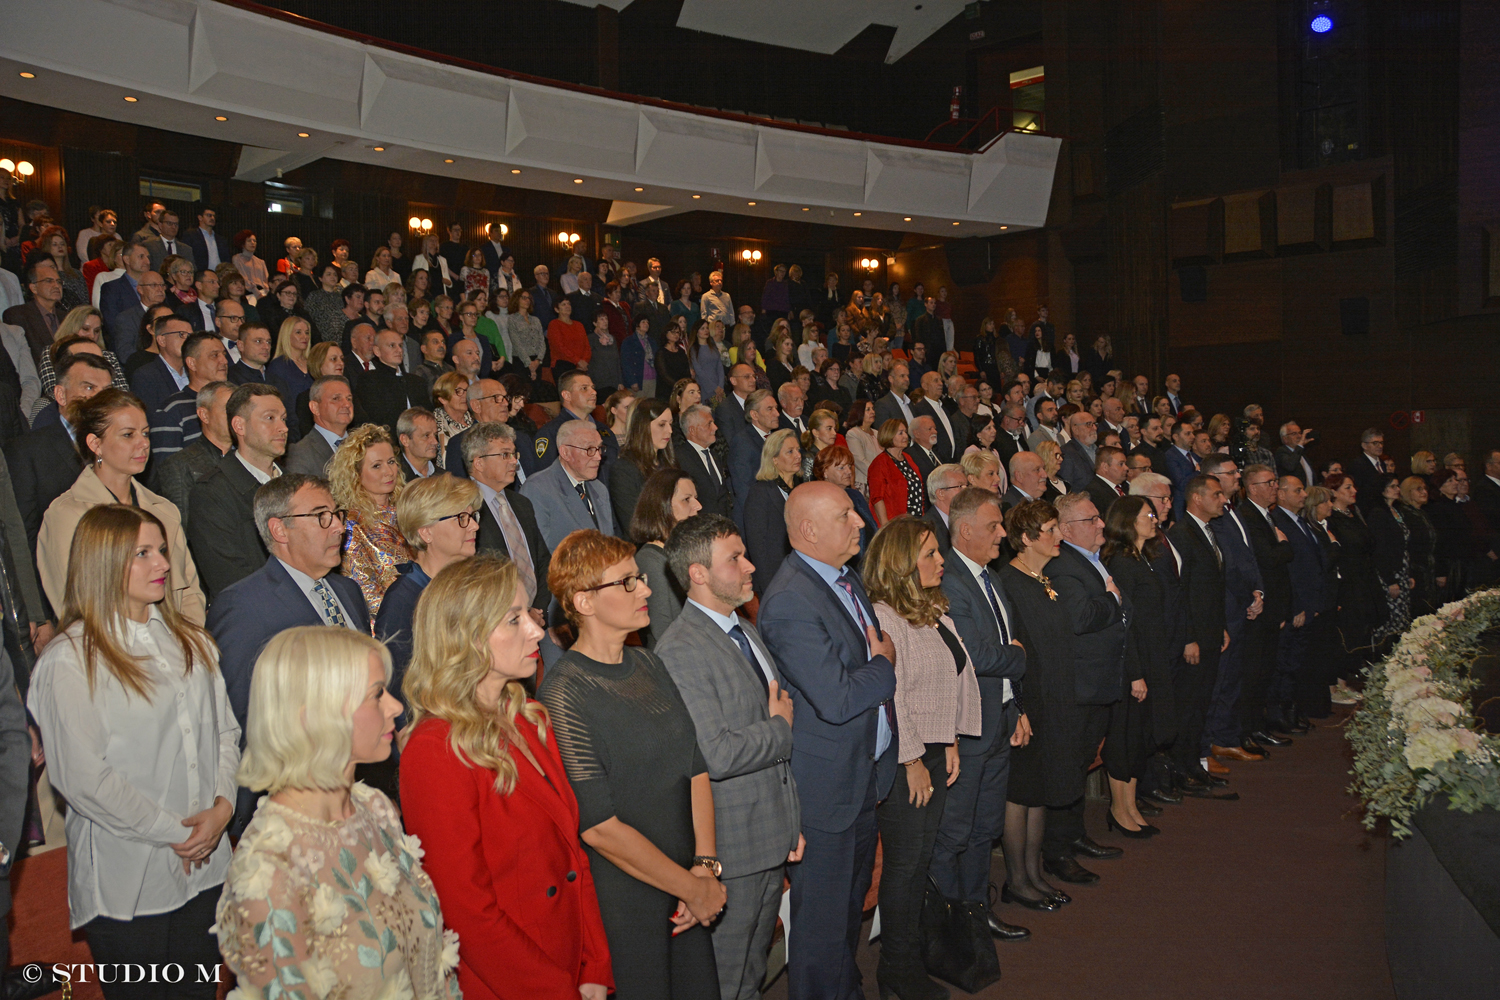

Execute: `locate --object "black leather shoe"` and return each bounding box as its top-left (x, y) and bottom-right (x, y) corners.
top-left (1251, 730), bottom-right (1291, 747)
top-left (1071, 835), bottom-right (1124, 859)
top-left (1143, 786), bottom-right (1183, 805)
top-left (1044, 886), bottom-right (1072, 905)
top-left (986, 910), bottom-right (1032, 940)
top-left (1000, 882), bottom-right (1061, 911)
top-left (1241, 739), bottom-right (1270, 758)
top-left (1135, 798), bottom-right (1163, 817)
top-left (1043, 855), bottom-right (1100, 884)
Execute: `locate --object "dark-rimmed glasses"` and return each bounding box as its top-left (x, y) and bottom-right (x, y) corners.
top-left (437, 510), bottom-right (480, 528)
top-left (580, 571), bottom-right (648, 594)
top-left (278, 508), bottom-right (348, 529)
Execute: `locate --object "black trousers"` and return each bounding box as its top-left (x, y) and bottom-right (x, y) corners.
top-left (1172, 645), bottom-right (1221, 768)
top-left (82, 886), bottom-right (223, 1000)
top-left (1203, 616), bottom-right (1249, 752)
top-left (932, 702), bottom-right (1017, 903)
top-left (1273, 617), bottom-right (1312, 707)
top-left (1238, 617), bottom-right (1280, 736)
top-left (876, 743), bottom-right (949, 980)
top-left (1043, 706), bottom-right (1110, 857)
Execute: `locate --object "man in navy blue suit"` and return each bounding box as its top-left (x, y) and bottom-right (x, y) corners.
top-left (180, 206), bottom-right (232, 272)
top-left (99, 241), bottom-right (157, 359)
top-left (207, 473), bottom-right (369, 833)
top-left (1270, 475), bottom-right (1329, 731)
top-left (1164, 419), bottom-right (1200, 521)
top-left (757, 482), bottom-right (896, 1000)
top-left (1202, 456), bottom-right (1268, 762)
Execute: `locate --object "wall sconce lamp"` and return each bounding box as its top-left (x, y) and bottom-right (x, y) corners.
top-left (740, 249), bottom-right (762, 262)
top-left (408, 217), bottom-right (433, 234)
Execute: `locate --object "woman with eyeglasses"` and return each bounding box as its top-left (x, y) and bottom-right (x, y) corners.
top-left (328, 424), bottom-right (412, 618)
top-left (539, 529), bottom-right (725, 999)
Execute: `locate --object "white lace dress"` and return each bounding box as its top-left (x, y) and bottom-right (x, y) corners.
top-left (216, 783), bottom-right (463, 1000)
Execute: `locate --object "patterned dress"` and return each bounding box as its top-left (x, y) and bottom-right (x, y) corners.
top-left (342, 504), bottom-right (412, 620)
top-left (216, 783), bottom-right (463, 1000)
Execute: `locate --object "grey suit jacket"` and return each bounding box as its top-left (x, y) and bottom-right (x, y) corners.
top-left (283, 428), bottom-right (336, 478)
top-left (518, 462), bottom-right (615, 548)
top-left (656, 602), bottom-right (800, 878)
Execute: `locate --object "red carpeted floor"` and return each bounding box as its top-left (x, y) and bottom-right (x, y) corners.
top-left (766, 707), bottom-right (1396, 1000)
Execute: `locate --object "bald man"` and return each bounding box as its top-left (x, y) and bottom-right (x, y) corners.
top-left (757, 482), bottom-right (896, 1000)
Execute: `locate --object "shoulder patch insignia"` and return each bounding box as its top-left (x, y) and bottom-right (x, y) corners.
top-left (536, 437), bottom-right (549, 458)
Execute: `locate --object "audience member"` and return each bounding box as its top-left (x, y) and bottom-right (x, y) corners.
top-left (329, 423), bottom-right (411, 617)
top-left (462, 421), bottom-right (549, 614)
top-left (630, 469), bottom-right (701, 649)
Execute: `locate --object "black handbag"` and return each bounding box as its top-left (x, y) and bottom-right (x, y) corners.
top-left (919, 877), bottom-right (1002, 993)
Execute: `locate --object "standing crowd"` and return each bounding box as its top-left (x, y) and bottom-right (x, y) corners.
top-left (0, 193), bottom-right (1498, 1000)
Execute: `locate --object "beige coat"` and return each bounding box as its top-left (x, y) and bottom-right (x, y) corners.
top-left (38, 465), bottom-right (207, 625)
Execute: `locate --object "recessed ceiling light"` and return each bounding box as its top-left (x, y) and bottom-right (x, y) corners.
top-left (372, 146), bottom-right (385, 152)
top-left (297, 132), bottom-right (310, 138)
top-left (214, 115), bottom-right (227, 121)
top-left (747, 201), bottom-right (756, 206)
top-left (692, 195), bottom-right (701, 199)
top-left (573, 178), bottom-right (583, 184)
top-left (903, 217), bottom-right (912, 222)
top-left (854, 212), bottom-right (862, 217)
top-left (802, 207), bottom-right (809, 212)
top-left (444, 158), bottom-right (454, 163)
top-left (952, 221), bottom-right (960, 226)
top-left (634, 186), bottom-right (644, 192)
top-left (18, 72), bottom-right (35, 80)
top-left (1000, 225), bottom-right (1008, 230)
top-left (511, 168), bottom-right (521, 174)
top-left (123, 96), bottom-right (138, 102)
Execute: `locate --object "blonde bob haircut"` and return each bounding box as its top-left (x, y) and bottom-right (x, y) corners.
top-left (960, 449), bottom-right (1001, 480)
top-left (401, 555), bottom-right (547, 795)
top-left (238, 626), bottom-right (392, 794)
top-left (61, 504), bottom-right (215, 699)
top-left (863, 515), bottom-right (949, 629)
top-left (397, 473), bottom-right (481, 552)
top-left (756, 428), bottom-right (798, 482)
top-left (327, 423), bottom-right (406, 522)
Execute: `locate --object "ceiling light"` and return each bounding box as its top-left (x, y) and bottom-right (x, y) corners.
top-left (19, 72), bottom-right (35, 80)
top-left (420, 218), bottom-right (432, 230)
top-left (854, 212), bottom-right (862, 217)
top-left (802, 207), bottom-right (810, 211)
top-left (573, 178), bottom-right (583, 184)
top-left (634, 187), bottom-right (644, 192)
top-left (903, 217), bottom-right (912, 222)
top-left (511, 168), bottom-right (521, 174)
top-left (215, 115), bottom-right (227, 121)
top-left (297, 132), bottom-right (310, 138)
top-left (692, 195), bottom-right (701, 199)
top-left (1000, 225), bottom-right (1008, 230)
top-left (372, 146), bottom-right (385, 152)
top-left (444, 158), bottom-right (454, 164)
top-left (748, 201), bottom-right (756, 206)
top-left (409, 216), bottom-right (422, 229)
top-left (742, 250), bottom-right (752, 260)
top-left (559, 232), bottom-right (571, 244)
top-left (123, 96), bottom-right (138, 102)
top-left (752, 250), bottom-right (761, 261)
top-left (952, 221), bottom-right (960, 226)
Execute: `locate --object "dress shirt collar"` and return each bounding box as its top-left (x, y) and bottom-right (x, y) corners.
top-left (1188, 511), bottom-right (1213, 533)
top-left (1489, 475), bottom-right (1500, 489)
top-left (1248, 498), bottom-right (1275, 523)
top-left (1062, 538), bottom-right (1102, 565)
top-left (60, 415), bottom-right (75, 442)
top-left (687, 598), bottom-right (750, 637)
top-left (235, 451), bottom-right (281, 485)
top-left (1278, 505), bottom-right (1304, 524)
top-left (561, 464), bottom-right (588, 491)
top-left (795, 548), bottom-right (850, 585)
top-left (953, 546), bottom-right (988, 584)
top-left (935, 507), bottom-right (949, 527)
top-left (313, 423), bottom-right (343, 450)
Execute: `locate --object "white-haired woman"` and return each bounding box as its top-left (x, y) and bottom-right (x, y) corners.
top-left (28, 504), bottom-right (236, 998)
top-left (215, 626), bottom-right (462, 1000)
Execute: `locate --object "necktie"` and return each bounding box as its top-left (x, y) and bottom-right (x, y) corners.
top-left (575, 481), bottom-right (598, 527)
top-left (728, 624), bottom-right (769, 695)
top-left (979, 569), bottom-right (1011, 644)
top-left (313, 578), bottom-right (348, 628)
top-left (836, 576), bottom-right (895, 752)
top-left (1116, 482), bottom-right (1127, 496)
top-left (492, 495), bottom-right (537, 601)
top-left (1203, 523), bottom-right (1222, 568)
top-left (701, 447), bottom-right (721, 486)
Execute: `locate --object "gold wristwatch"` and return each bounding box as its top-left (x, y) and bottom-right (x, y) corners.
top-left (692, 855), bottom-right (723, 877)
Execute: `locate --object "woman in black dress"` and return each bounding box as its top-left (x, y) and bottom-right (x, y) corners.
top-left (744, 429), bottom-right (802, 595)
top-left (1368, 475), bottom-right (1413, 643)
top-left (608, 397), bottom-right (677, 531)
top-left (1324, 474), bottom-right (1382, 663)
top-left (1398, 476), bottom-right (1438, 616)
top-left (996, 500), bottom-right (1077, 912)
top-left (538, 530), bottom-right (724, 1000)
top-left (654, 318), bottom-right (693, 401)
top-left (1100, 496), bottom-right (1171, 837)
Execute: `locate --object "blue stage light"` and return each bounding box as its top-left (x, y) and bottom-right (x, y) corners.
top-left (1310, 15), bottom-right (1333, 33)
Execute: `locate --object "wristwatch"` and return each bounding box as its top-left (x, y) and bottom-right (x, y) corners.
top-left (692, 855), bottom-right (723, 877)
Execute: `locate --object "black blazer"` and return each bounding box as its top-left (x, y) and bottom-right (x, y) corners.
top-left (922, 508), bottom-right (951, 553)
top-left (352, 361), bottom-right (428, 435)
top-left (743, 479), bottom-right (793, 595)
top-left (1106, 551), bottom-right (1177, 746)
top-left (1167, 518), bottom-right (1227, 647)
top-left (1151, 538), bottom-right (1191, 657)
top-left (1083, 476), bottom-right (1125, 520)
top-left (910, 398), bottom-right (956, 462)
top-left (147, 435), bottom-right (227, 531)
top-left (1131, 440), bottom-right (1169, 477)
top-left (6, 423), bottom-right (82, 556)
top-left (1043, 543), bottom-right (1128, 705)
top-left (474, 487), bottom-right (551, 612)
top-left (940, 558), bottom-right (1026, 755)
top-left (1238, 499), bottom-right (1293, 625)
top-left (1347, 453), bottom-right (1388, 514)
top-left (674, 435), bottom-right (732, 518)
top-left (905, 444), bottom-right (938, 488)
top-left (187, 451), bottom-right (270, 600)
top-left (1272, 506), bottom-right (1332, 616)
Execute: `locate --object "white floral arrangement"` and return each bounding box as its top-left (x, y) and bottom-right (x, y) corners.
top-left (1347, 589), bottom-right (1500, 837)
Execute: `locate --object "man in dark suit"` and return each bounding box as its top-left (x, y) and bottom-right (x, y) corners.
top-left (533, 370), bottom-right (606, 472)
top-left (285, 376), bottom-right (351, 478)
top-left (1348, 427), bottom-right (1388, 513)
top-left (1131, 415), bottom-right (1170, 477)
top-left (1201, 457), bottom-right (1269, 762)
top-left (149, 380), bottom-right (234, 530)
top-left (187, 384), bottom-right (289, 600)
top-left (942, 376), bottom-right (975, 456)
top-left (464, 422), bottom-right (550, 613)
top-left (394, 406), bottom-right (439, 480)
top-left (207, 473), bottom-right (369, 832)
top-left (1271, 475), bottom-right (1329, 731)
top-left (129, 313), bottom-right (193, 414)
top-left (934, 489), bottom-right (1030, 939)
top-left (527, 265), bottom-right (557, 328)
top-left (677, 404), bottom-right (732, 518)
top-left (142, 209), bottom-right (194, 273)
top-left (905, 415), bottom-right (941, 488)
top-left (1475, 449), bottom-right (1500, 548)
top-left (1083, 445), bottom-right (1130, 518)
top-left (1059, 411), bottom-right (1099, 493)
top-left (100, 243), bottom-right (159, 358)
top-left (923, 464), bottom-right (965, 553)
top-left (1167, 476), bottom-right (1233, 792)
top-left (1239, 463), bottom-right (1297, 739)
top-left (180, 206), bottom-right (232, 273)
top-left (353, 330), bottom-right (427, 434)
top-left (714, 363), bottom-right (758, 443)
top-left (911, 371), bottom-right (957, 462)
top-left (443, 377), bottom-right (511, 479)
top-left (1274, 420), bottom-right (1318, 488)
top-left (657, 514), bottom-right (804, 999)
top-left (3, 258), bottom-right (65, 366)
top-left (994, 402), bottom-right (1028, 470)
top-left (757, 482), bottom-right (896, 1000)
top-left (1002, 451), bottom-right (1049, 513)
top-left (1164, 420), bottom-right (1200, 521)
top-left (478, 223), bottom-right (508, 288)
top-left (1042, 493), bottom-right (1129, 883)
top-left (872, 361), bottom-right (916, 430)
top-left (728, 389), bottom-right (781, 530)
top-left (564, 270), bottom-right (603, 331)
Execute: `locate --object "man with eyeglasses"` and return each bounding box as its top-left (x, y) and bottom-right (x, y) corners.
top-left (521, 418), bottom-right (617, 548)
top-left (99, 242), bottom-right (156, 357)
top-left (923, 463), bottom-right (967, 552)
top-left (208, 472), bottom-right (368, 834)
top-left (1039, 492), bottom-right (1129, 885)
top-left (1061, 411), bottom-right (1100, 493)
top-left (528, 263), bottom-right (557, 328)
top-left (445, 377), bottom-right (517, 480)
top-left (5, 257), bottom-right (65, 366)
top-left (214, 296), bottom-right (244, 364)
top-left (1237, 463), bottom-right (1298, 739)
top-left (465, 421), bottom-right (549, 615)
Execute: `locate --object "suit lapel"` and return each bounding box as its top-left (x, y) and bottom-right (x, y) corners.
top-left (792, 554), bottom-right (868, 651)
top-left (266, 559), bottom-right (326, 625)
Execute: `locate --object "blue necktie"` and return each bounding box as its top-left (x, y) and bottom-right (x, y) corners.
top-left (729, 624), bottom-right (769, 695)
top-left (836, 575), bottom-right (892, 759)
top-left (980, 569), bottom-right (1011, 644)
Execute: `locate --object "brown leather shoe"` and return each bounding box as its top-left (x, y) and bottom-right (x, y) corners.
top-left (1205, 757), bottom-right (1231, 775)
top-left (1211, 744), bottom-right (1265, 762)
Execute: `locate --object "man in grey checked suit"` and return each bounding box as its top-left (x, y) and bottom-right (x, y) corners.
top-left (656, 515), bottom-right (802, 1000)
top-left (519, 418), bottom-right (616, 547)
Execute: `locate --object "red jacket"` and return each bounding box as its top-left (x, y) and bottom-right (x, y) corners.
top-left (401, 713), bottom-right (613, 999)
top-left (868, 449), bottom-right (924, 522)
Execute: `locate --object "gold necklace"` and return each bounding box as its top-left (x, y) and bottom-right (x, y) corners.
top-left (1012, 560), bottom-right (1058, 601)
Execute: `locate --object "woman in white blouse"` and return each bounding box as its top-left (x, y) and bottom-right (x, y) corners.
top-left (364, 245), bottom-right (400, 289)
top-left (28, 504), bottom-right (237, 997)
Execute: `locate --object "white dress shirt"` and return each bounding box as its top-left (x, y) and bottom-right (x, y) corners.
top-left (28, 611), bottom-right (240, 927)
top-left (687, 598), bottom-right (777, 688)
top-left (951, 548), bottom-right (1012, 702)
top-left (235, 451), bottom-right (281, 485)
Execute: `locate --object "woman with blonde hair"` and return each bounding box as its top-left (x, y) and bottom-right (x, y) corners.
top-left (327, 423), bottom-right (412, 616)
top-left (294, 340), bottom-right (345, 436)
top-left (961, 448), bottom-right (1006, 494)
top-left (538, 530), bottom-right (724, 998)
top-left (217, 626), bottom-right (461, 1000)
top-left (1034, 439), bottom-right (1068, 500)
top-left (864, 516), bottom-right (981, 1000)
top-left (38, 305), bottom-right (129, 396)
top-left (401, 554), bottom-right (613, 999)
top-left (766, 324), bottom-right (797, 394)
top-left (799, 409), bottom-right (839, 480)
top-left (39, 389), bottom-right (206, 622)
top-left (365, 244), bottom-right (400, 288)
top-left (745, 428), bottom-right (802, 593)
top-left (843, 398), bottom-right (880, 491)
top-left (267, 315), bottom-right (314, 401)
top-left (29, 505), bottom-right (233, 995)
top-left (432, 371), bottom-right (474, 467)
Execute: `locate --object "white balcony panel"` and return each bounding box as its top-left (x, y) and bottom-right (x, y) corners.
top-left (505, 84), bottom-right (638, 174)
top-left (967, 133), bottom-right (1063, 228)
top-left (635, 109), bottom-right (758, 190)
top-left (360, 53), bottom-right (509, 155)
top-left (864, 145), bottom-right (970, 217)
top-left (754, 130), bottom-right (866, 202)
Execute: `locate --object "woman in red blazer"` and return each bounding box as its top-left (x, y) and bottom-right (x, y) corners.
top-left (400, 554), bottom-right (612, 1000)
top-left (868, 417), bottom-right (928, 525)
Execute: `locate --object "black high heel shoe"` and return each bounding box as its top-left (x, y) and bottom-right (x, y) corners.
top-left (1106, 810), bottom-right (1154, 840)
top-left (1001, 882), bottom-right (1060, 912)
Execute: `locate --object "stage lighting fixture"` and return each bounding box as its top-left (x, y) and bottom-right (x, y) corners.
top-left (1310, 15), bottom-right (1333, 33)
